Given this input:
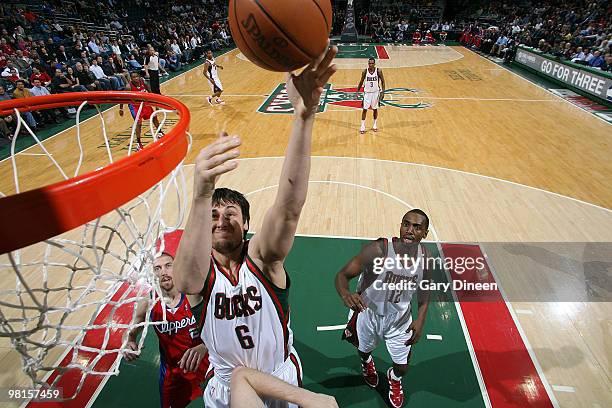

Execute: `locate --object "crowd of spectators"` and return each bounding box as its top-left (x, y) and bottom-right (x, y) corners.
top-left (366, 18), bottom-right (455, 43)
top-left (361, 0), bottom-right (446, 41)
top-left (458, 0), bottom-right (611, 71)
top-left (331, 0), bottom-right (452, 43)
top-left (0, 0), bottom-right (232, 142)
top-left (330, 0), bottom-right (611, 62)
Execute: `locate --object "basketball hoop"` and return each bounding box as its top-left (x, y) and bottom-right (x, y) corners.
top-left (0, 91), bottom-right (191, 401)
top-left (0, 91), bottom-right (190, 254)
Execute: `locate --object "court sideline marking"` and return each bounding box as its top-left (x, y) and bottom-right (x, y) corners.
top-left (466, 48), bottom-right (612, 126)
top-left (480, 246), bottom-right (560, 405)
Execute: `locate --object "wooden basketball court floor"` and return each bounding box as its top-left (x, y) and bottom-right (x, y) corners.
top-left (0, 45), bottom-right (610, 407)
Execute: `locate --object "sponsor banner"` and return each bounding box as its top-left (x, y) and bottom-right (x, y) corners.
top-left (549, 89), bottom-right (612, 124)
top-left (515, 47), bottom-right (612, 102)
top-left (258, 84), bottom-right (432, 114)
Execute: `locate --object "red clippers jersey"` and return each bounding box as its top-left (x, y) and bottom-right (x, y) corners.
top-left (151, 294), bottom-right (206, 369)
top-left (129, 78), bottom-right (147, 92)
top-left (128, 78), bottom-right (153, 120)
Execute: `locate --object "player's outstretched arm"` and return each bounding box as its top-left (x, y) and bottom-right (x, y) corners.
top-left (249, 45), bottom-right (337, 287)
top-left (335, 240), bottom-right (384, 311)
top-left (173, 133), bottom-right (241, 294)
top-left (124, 299), bottom-right (148, 361)
top-left (230, 367), bottom-right (338, 408)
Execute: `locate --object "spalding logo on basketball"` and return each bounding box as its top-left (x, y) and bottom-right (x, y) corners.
top-left (229, 0), bottom-right (332, 72)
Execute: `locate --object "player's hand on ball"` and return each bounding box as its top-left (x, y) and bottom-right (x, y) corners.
top-left (123, 340), bottom-right (141, 361)
top-left (286, 43), bottom-right (338, 118)
top-left (194, 132), bottom-right (241, 199)
top-left (179, 344), bottom-right (207, 373)
top-left (405, 318), bottom-right (424, 346)
top-left (304, 394), bottom-right (339, 408)
top-left (341, 292), bottom-right (367, 312)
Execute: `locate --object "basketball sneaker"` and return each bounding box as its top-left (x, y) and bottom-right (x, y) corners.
top-left (361, 356), bottom-right (378, 388)
top-left (387, 368), bottom-right (404, 408)
top-left (136, 141), bottom-right (144, 152)
top-left (360, 126), bottom-right (366, 134)
top-left (207, 96), bottom-right (213, 106)
top-left (215, 98), bottom-right (225, 105)
top-left (373, 125), bottom-right (378, 132)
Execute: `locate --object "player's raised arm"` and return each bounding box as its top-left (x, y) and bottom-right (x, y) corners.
top-left (173, 133), bottom-right (242, 294)
top-left (249, 45), bottom-right (337, 286)
top-left (335, 240), bottom-right (385, 311)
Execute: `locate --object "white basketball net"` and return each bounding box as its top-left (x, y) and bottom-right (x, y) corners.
top-left (0, 100), bottom-right (190, 400)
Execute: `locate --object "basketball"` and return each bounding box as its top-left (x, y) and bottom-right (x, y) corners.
top-left (228, 0), bottom-right (332, 72)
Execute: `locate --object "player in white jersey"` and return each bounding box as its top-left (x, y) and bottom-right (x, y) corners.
top-left (335, 209), bottom-right (432, 408)
top-left (172, 44), bottom-right (338, 408)
top-left (357, 57), bottom-right (386, 134)
top-left (204, 50), bottom-right (225, 105)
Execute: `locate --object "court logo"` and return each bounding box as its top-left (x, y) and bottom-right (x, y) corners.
top-left (258, 84), bottom-right (432, 114)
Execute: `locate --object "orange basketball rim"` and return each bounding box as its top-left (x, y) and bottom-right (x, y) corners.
top-left (0, 91), bottom-right (190, 254)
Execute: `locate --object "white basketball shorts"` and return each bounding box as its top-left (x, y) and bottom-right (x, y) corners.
top-left (351, 307), bottom-right (413, 364)
top-left (203, 348), bottom-right (302, 408)
top-left (362, 91), bottom-right (380, 110)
